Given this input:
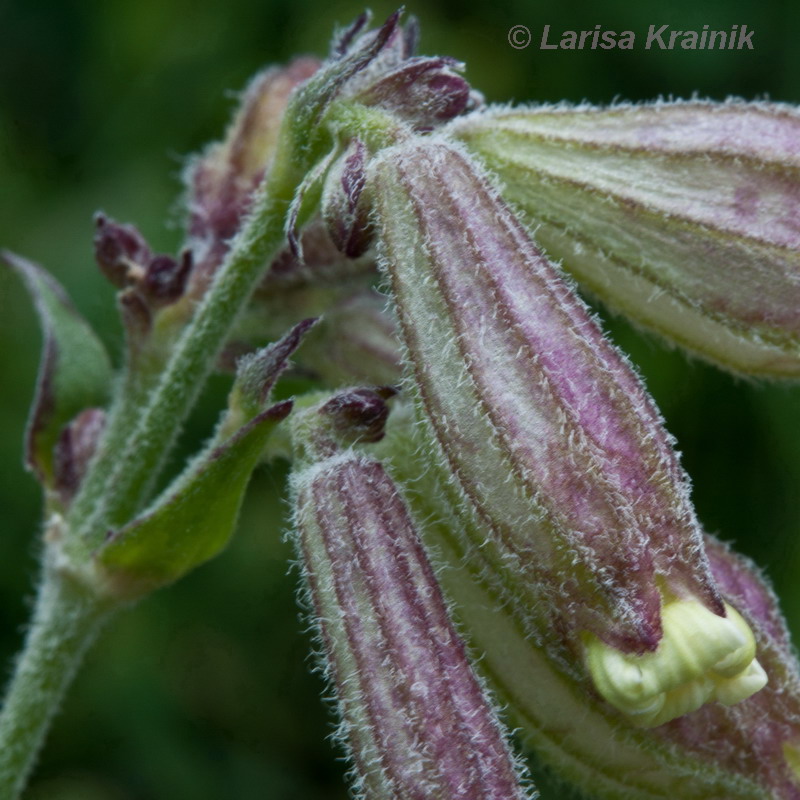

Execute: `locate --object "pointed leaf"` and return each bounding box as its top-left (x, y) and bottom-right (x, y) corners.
top-left (3, 251), bottom-right (113, 487)
top-left (95, 400), bottom-right (292, 599)
top-left (232, 318), bottom-right (318, 420)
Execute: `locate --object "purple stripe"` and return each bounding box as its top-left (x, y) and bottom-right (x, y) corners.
top-left (340, 460), bottom-right (524, 797)
top-left (309, 477), bottom-right (415, 797)
top-left (376, 140), bottom-right (724, 650)
top-left (299, 455), bottom-right (528, 798)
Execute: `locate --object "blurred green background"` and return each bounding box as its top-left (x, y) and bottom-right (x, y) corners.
top-left (1, 0), bottom-right (799, 797)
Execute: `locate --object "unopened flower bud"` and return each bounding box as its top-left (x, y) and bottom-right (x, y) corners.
top-left (333, 14), bottom-right (476, 130)
top-left (369, 137), bottom-right (765, 724)
top-left (349, 56), bottom-right (472, 128)
top-left (321, 138), bottom-right (373, 257)
top-left (289, 395), bottom-right (534, 800)
top-left (140, 250), bottom-right (192, 308)
top-left (451, 101), bottom-right (800, 377)
top-left (95, 213), bottom-right (193, 347)
top-left (93, 214), bottom-right (151, 288)
top-left (318, 386), bottom-right (395, 445)
top-left (185, 58), bottom-right (321, 294)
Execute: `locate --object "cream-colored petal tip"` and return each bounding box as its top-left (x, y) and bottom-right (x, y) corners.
top-left (584, 598), bottom-right (767, 727)
top-left (713, 659), bottom-right (768, 706)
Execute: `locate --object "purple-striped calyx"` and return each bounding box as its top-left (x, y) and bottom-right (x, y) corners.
top-left (288, 389), bottom-right (534, 799)
top-left (369, 136), bottom-right (766, 724)
top-left (450, 102), bottom-right (800, 377)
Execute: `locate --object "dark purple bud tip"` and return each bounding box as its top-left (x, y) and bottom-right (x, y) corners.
top-left (142, 250), bottom-right (193, 307)
top-left (94, 213), bottom-right (152, 288)
top-left (361, 8), bottom-right (403, 57)
top-left (53, 408), bottom-right (106, 504)
top-left (332, 11), bottom-right (371, 57)
top-left (350, 55), bottom-right (472, 128)
top-left (319, 388), bottom-right (391, 444)
top-left (322, 139), bottom-right (374, 257)
top-left (310, 10), bottom-right (403, 127)
top-left (265, 398), bottom-right (294, 423)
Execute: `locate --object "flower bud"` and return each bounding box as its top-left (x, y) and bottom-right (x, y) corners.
top-left (450, 101), bottom-right (800, 377)
top-left (288, 392), bottom-right (534, 800)
top-left (140, 250), bottom-right (193, 308)
top-left (94, 213), bottom-right (151, 288)
top-left (321, 138), bottom-right (374, 257)
top-left (185, 58), bottom-right (321, 295)
top-left (348, 55), bottom-right (473, 129)
top-left (317, 386), bottom-right (395, 444)
top-left (95, 214), bottom-right (194, 337)
top-left (378, 405), bottom-right (800, 798)
top-left (369, 137), bottom-right (765, 722)
top-left (333, 13), bottom-right (475, 130)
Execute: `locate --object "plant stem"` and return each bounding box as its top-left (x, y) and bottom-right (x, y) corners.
top-left (65, 174), bottom-right (298, 556)
top-left (1, 65), bottom-right (344, 800)
top-left (0, 149), bottom-right (299, 800)
top-left (0, 565), bottom-right (113, 800)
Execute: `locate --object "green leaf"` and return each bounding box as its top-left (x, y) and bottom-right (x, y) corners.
top-left (2, 251), bottom-right (113, 488)
top-left (95, 400), bottom-right (292, 600)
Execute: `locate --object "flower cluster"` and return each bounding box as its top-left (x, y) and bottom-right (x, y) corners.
top-left (3, 10), bottom-right (800, 800)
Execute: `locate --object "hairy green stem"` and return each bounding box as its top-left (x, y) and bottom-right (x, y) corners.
top-left (0, 156), bottom-right (300, 797)
top-left (1, 76), bottom-right (340, 797)
top-left (0, 565), bottom-right (113, 800)
top-left (0, 150), bottom-right (301, 800)
top-left (65, 174), bottom-right (297, 555)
